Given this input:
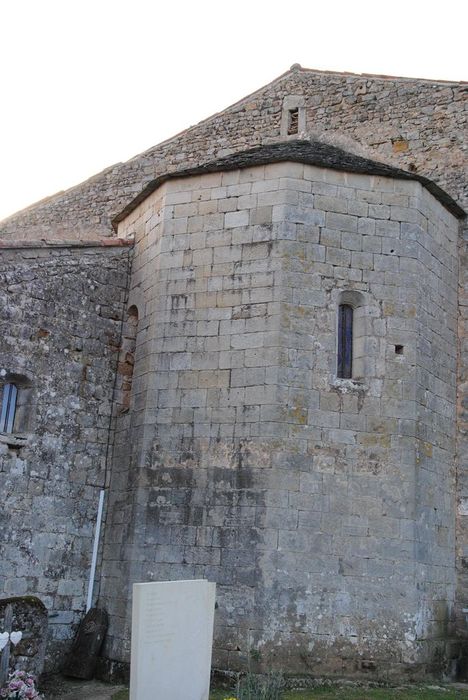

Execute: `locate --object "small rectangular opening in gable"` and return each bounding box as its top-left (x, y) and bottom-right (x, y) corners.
top-left (395, 344), bottom-right (404, 355)
top-left (287, 108), bottom-right (299, 135)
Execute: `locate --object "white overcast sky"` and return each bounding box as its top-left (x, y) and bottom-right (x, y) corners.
top-left (0, 0), bottom-right (466, 223)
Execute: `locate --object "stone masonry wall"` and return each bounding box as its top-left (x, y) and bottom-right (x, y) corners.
top-left (100, 162), bottom-right (459, 679)
top-left (2, 68), bottom-right (466, 639)
top-left (0, 242), bottom-right (130, 671)
top-left (1, 63), bottom-right (466, 675)
top-left (3, 70), bottom-right (465, 633)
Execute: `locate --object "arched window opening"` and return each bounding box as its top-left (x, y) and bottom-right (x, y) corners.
top-left (0, 383), bottom-right (18, 433)
top-left (337, 304), bottom-right (353, 379)
top-left (119, 305), bottom-right (139, 413)
top-left (334, 290), bottom-right (377, 383)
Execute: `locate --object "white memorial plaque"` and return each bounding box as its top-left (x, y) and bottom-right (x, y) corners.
top-left (130, 579), bottom-right (216, 700)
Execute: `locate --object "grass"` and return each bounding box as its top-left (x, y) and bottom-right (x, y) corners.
top-left (282, 689), bottom-right (468, 699)
top-left (112, 684), bottom-right (468, 700)
top-left (111, 690), bottom-right (129, 700)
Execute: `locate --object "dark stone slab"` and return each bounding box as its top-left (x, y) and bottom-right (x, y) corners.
top-left (63, 608), bottom-right (108, 680)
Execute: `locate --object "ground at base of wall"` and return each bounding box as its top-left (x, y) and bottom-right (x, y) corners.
top-left (270, 688), bottom-right (468, 700)
top-left (36, 676), bottom-right (468, 700)
top-left (39, 677), bottom-right (125, 700)
top-left (212, 685), bottom-right (468, 699)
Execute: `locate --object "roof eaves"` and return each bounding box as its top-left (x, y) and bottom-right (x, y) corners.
top-left (113, 140), bottom-right (465, 229)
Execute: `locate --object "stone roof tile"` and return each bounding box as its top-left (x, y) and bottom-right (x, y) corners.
top-left (113, 139), bottom-right (465, 228)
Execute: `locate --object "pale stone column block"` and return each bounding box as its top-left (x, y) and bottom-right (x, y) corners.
top-left (130, 580), bottom-right (216, 700)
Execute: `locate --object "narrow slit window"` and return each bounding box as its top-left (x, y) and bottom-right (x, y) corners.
top-left (287, 108), bottom-right (299, 135)
top-left (337, 304), bottom-right (353, 379)
top-left (0, 383), bottom-right (18, 433)
top-left (119, 305), bottom-right (139, 413)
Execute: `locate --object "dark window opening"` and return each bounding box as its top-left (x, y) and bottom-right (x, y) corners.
top-left (337, 304), bottom-right (353, 379)
top-left (287, 108), bottom-right (299, 135)
top-left (395, 344), bottom-right (404, 355)
top-left (0, 383), bottom-right (18, 433)
top-left (119, 305), bottom-right (139, 413)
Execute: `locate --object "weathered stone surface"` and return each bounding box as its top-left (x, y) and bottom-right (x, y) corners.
top-left (0, 596), bottom-right (48, 679)
top-left (0, 243), bottom-right (130, 671)
top-left (96, 162), bottom-right (461, 681)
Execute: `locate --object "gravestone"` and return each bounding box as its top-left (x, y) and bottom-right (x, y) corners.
top-left (130, 579), bottom-right (216, 700)
top-left (63, 608), bottom-right (108, 680)
top-left (0, 596), bottom-right (48, 685)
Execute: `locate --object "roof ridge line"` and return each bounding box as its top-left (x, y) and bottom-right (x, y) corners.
top-left (294, 65), bottom-right (467, 84)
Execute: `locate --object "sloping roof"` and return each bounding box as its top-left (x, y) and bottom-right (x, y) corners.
top-left (113, 139), bottom-right (465, 228)
top-left (2, 65), bottom-right (466, 241)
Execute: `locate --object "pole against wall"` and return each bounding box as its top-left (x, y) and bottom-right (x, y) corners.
top-left (86, 490), bottom-right (105, 613)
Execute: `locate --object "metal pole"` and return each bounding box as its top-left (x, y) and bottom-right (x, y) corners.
top-left (86, 490), bottom-right (105, 613)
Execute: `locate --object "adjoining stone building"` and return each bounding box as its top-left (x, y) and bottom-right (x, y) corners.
top-left (0, 65), bottom-right (467, 680)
